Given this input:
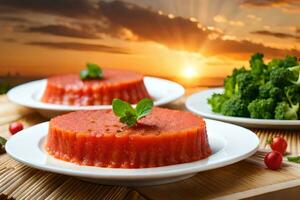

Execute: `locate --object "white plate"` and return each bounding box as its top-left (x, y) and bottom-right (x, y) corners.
top-left (7, 77), bottom-right (185, 118)
top-left (186, 88), bottom-right (300, 129)
top-left (5, 119), bottom-right (259, 186)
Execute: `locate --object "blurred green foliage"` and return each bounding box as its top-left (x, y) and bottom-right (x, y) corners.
top-left (0, 81), bottom-right (10, 94)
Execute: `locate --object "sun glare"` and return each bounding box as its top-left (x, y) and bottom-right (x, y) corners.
top-left (183, 65), bottom-right (197, 78)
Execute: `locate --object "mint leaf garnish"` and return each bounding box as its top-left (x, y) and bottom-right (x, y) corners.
top-left (287, 156), bottom-right (300, 163)
top-left (120, 111), bottom-right (137, 127)
top-left (112, 98), bottom-right (153, 127)
top-left (80, 70), bottom-right (89, 79)
top-left (80, 63), bottom-right (103, 80)
top-left (112, 99), bottom-right (135, 117)
top-left (136, 98), bottom-right (154, 120)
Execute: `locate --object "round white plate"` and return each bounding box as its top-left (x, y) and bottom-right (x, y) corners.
top-left (7, 77), bottom-right (185, 118)
top-left (5, 119), bottom-right (259, 186)
top-left (186, 88), bottom-right (300, 129)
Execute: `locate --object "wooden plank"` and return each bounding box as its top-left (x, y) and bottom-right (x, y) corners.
top-left (217, 179), bottom-right (300, 200)
top-left (135, 160), bottom-right (300, 200)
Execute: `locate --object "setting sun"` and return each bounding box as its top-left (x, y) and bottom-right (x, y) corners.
top-left (182, 65), bottom-right (198, 79)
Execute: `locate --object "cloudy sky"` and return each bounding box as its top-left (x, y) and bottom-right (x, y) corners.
top-left (0, 0), bottom-right (299, 82)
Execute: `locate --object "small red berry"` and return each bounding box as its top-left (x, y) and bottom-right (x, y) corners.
top-left (264, 151), bottom-right (282, 170)
top-left (267, 136), bottom-right (287, 155)
top-left (9, 122), bottom-right (24, 135)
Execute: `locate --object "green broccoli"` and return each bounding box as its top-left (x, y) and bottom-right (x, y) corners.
top-left (208, 53), bottom-right (299, 120)
top-left (267, 58), bottom-right (283, 70)
top-left (284, 85), bottom-right (300, 105)
top-left (207, 93), bottom-right (228, 113)
top-left (274, 85), bottom-right (300, 120)
top-left (258, 81), bottom-right (282, 101)
top-left (224, 76), bottom-right (235, 98)
top-left (270, 67), bottom-right (293, 87)
top-left (269, 87), bottom-right (282, 101)
top-left (220, 96), bottom-right (249, 117)
top-left (223, 67), bottom-right (247, 98)
top-left (275, 102), bottom-right (299, 120)
top-left (269, 56), bottom-right (299, 87)
top-left (288, 65), bottom-right (300, 85)
top-left (249, 53), bottom-right (268, 82)
top-left (247, 98), bottom-right (275, 119)
top-left (259, 81), bottom-right (273, 99)
top-left (282, 55), bottom-right (298, 68)
top-left (235, 72), bottom-right (258, 101)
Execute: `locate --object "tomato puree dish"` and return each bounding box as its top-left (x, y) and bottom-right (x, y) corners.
top-left (46, 108), bottom-right (212, 168)
top-left (41, 69), bottom-right (150, 105)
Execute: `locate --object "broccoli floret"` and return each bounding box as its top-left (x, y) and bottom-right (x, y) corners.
top-left (235, 72), bottom-right (258, 101)
top-left (282, 55), bottom-right (298, 68)
top-left (250, 53), bottom-right (267, 75)
top-left (267, 55), bottom-right (298, 71)
top-left (207, 93), bottom-right (228, 113)
top-left (269, 56), bottom-right (299, 86)
top-left (247, 98), bottom-right (275, 119)
top-left (288, 65), bottom-right (300, 85)
top-left (269, 87), bottom-right (282, 101)
top-left (258, 81), bottom-right (282, 101)
top-left (224, 76), bottom-right (235, 98)
top-left (259, 81), bottom-right (273, 99)
top-left (275, 85), bottom-right (300, 120)
top-left (223, 67), bottom-right (247, 98)
top-left (275, 102), bottom-right (298, 120)
top-left (270, 67), bottom-right (293, 87)
top-left (249, 53), bottom-right (268, 83)
top-left (220, 96), bottom-right (249, 117)
top-left (267, 58), bottom-right (283, 70)
top-left (284, 85), bottom-right (300, 105)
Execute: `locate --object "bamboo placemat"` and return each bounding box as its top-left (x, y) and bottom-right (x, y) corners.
top-left (1, 89), bottom-right (300, 200)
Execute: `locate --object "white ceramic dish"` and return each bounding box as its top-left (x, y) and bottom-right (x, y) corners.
top-left (185, 88), bottom-right (300, 129)
top-left (5, 119), bottom-right (259, 186)
top-left (7, 77), bottom-right (185, 118)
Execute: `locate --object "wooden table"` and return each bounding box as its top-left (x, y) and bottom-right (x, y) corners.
top-left (1, 88), bottom-right (300, 200)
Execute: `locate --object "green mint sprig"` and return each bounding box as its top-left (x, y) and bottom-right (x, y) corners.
top-left (112, 98), bottom-right (154, 127)
top-left (80, 63), bottom-right (103, 80)
top-left (287, 156), bottom-right (300, 164)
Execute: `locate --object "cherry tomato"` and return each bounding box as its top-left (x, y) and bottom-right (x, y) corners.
top-left (264, 151), bottom-right (282, 170)
top-left (268, 136), bottom-right (287, 155)
top-left (9, 122), bottom-right (24, 135)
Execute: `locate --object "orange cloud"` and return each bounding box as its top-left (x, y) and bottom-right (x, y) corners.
top-left (27, 41), bottom-right (131, 54)
top-left (27, 25), bottom-right (100, 39)
top-left (241, 0), bottom-right (300, 12)
top-left (1, 0), bottom-right (299, 59)
top-left (252, 30), bottom-right (300, 40)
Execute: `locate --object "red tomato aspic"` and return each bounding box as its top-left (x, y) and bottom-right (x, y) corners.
top-left (268, 136), bottom-right (287, 155)
top-left (264, 151), bottom-right (282, 170)
top-left (9, 122), bottom-right (23, 135)
top-left (46, 108), bottom-right (212, 168)
top-left (42, 69), bottom-right (151, 106)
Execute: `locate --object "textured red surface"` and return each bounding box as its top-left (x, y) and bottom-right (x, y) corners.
top-left (41, 69), bottom-right (150, 105)
top-left (46, 108), bottom-right (212, 168)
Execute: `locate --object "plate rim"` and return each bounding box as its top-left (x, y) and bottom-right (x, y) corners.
top-left (185, 88), bottom-right (300, 126)
top-left (5, 119), bottom-right (259, 180)
top-left (7, 76), bottom-right (185, 111)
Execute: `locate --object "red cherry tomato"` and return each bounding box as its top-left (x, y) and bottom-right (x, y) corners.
top-left (9, 122), bottom-right (24, 135)
top-left (268, 136), bottom-right (287, 155)
top-left (264, 151), bottom-right (282, 170)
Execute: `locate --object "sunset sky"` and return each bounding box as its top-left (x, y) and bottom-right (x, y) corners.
top-left (0, 0), bottom-right (299, 83)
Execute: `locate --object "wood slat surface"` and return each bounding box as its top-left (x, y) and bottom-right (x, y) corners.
top-left (1, 88), bottom-right (300, 200)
